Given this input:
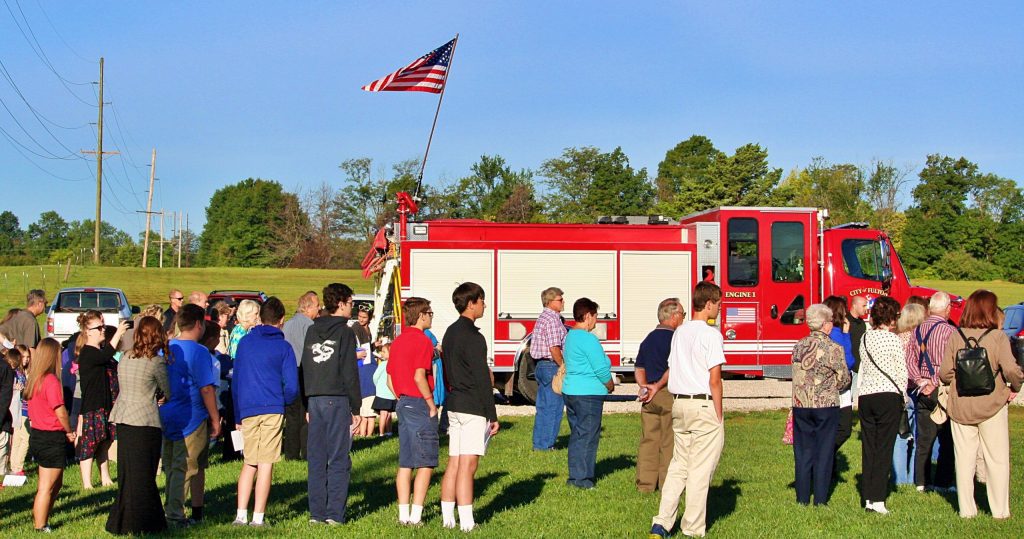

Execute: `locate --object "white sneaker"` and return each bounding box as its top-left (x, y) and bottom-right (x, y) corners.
top-left (868, 502), bottom-right (889, 515)
top-left (916, 486), bottom-right (925, 492)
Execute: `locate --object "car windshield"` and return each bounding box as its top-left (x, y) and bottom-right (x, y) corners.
top-left (55, 292), bottom-right (122, 312)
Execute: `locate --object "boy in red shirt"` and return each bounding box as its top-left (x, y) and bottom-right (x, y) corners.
top-left (386, 297), bottom-right (438, 526)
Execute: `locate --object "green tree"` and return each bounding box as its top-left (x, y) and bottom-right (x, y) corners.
top-left (197, 178), bottom-right (298, 267)
top-left (334, 158), bottom-right (438, 240)
top-left (653, 135), bottom-right (723, 216)
top-left (709, 143), bottom-right (784, 207)
top-left (26, 211), bottom-right (69, 257)
top-left (0, 210), bottom-right (22, 260)
top-left (901, 155), bottom-right (980, 270)
top-left (775, 158), bottom-right (867, 225)
top-left (540, 146), bottom-right (653, 222)
top-left (65, 219), bottom-right (134, 265)
top-left (437, 155), bottom-right (538, 222)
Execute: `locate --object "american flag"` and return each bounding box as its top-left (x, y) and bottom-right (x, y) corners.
top-left (726, 306), bottom-right (756, 324)
top-left (361, 38), bottom-right (456, 94)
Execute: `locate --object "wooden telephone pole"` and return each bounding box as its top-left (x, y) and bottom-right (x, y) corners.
top-left (81, 57), bottom-right (118, 264)
top-left (139, 148), bottom-right (158, 267)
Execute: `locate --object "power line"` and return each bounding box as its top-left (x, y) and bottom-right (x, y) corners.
top-left (0, 126), bottom-right (89, 181)
top-left (32, 0), bottom-right (95, 65)
top-left (0, 58), bottom-right (91, 159)
top-left (3, 0), bottom-right (96, 112)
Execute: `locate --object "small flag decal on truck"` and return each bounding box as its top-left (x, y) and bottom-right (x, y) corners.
top-left (726, 307), bottom-right (756, 324)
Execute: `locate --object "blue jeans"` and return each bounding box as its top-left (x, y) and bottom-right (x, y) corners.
top-left (307, 396), bottom-right (353, 522)
top-left (564, 394), bottom-right (604, 488)
top-left (892, 395), bottom-right (916, 485)
top-left (532, 360), bottom-right (564, 450)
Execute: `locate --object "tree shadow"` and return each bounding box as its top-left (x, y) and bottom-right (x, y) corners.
top-left (351, 434), bottom-right (391, 453)
top-left (706, 478), bottom-right (742, 530)
top-left (477, 472), bottom-right (555, 522)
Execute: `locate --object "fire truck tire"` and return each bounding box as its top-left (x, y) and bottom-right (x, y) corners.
top-left (515, 354), bottom-right (538, 405)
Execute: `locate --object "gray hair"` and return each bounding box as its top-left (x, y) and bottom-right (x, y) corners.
top-left (541, 287), bottom-right (563, 307)
top-left (897, 304), bottom-right (927, 333)
top-left (929, 291), bottom-right (950, 314)
top-left (236, 299), bottom-right (261, 329)
top-left (657, 298), bottom-right (685, 323)
top-left (805, 304), bottom-right (833, 331)
top-left (26, 289), bottom-right (46, 307)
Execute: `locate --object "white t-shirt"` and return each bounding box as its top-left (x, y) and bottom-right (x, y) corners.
top-left (667, 320), bottom-right (726, 395)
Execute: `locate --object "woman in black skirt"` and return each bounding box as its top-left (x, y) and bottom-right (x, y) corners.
top-left (106, 316), bottom-right (171, 534)
top-left (75, 310), bottom-right (127, 488)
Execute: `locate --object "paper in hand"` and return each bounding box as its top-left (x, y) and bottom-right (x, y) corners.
top-left (231, 429), bottom-right (245, 453)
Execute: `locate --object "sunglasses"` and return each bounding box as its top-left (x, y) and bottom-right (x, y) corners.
top-left (88, 325), bottom-right (104, 332)
top-left (424, 311), bottom-right (434, 316)
top-left (171, 296), bottom-right (184, 301)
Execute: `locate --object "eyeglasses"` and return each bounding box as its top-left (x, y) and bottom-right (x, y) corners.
top-left (171, 296), bottom-right (184, 301)
top-left (424, 311), bottom-right (434, 316)
top-left (87, 325), bottom-right (104, 332)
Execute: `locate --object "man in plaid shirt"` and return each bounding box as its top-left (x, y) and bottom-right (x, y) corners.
top-left (530, 287), bottom-right (568, 451)
top-left (904, 291), bottom-right (956, 492)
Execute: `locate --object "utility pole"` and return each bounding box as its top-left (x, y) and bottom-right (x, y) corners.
top-left (159, 209), bottom-right (165, 269)
top-left (139, 148), bottom-right (157, 267)
top-left (184, 212), bottom-right (190, 267)
top-left (80, 57), bottom-right (118, 264)
top-left (177, 211), bottom-right (182, 268)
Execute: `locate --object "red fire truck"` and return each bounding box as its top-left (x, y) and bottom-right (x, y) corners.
top-left (365, 195), bottom-right (960, 401)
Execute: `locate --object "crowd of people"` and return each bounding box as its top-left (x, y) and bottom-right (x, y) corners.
top-left (785, 290), bottom-right (1023, 519)
top-left (1, 282), bottom-right (1022, 535)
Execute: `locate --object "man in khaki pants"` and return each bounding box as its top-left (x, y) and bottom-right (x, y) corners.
top-left (649, 282), bottom-right (725, 538)
top-left (635, 298), bottom-right (686, 492)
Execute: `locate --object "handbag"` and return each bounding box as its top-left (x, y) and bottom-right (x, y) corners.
top-left (551, 363), bottom-right (567, 395)
top-left (782, 410), bottom-right (795, 445)
top-left (862, 335), bottom-right (912, 439)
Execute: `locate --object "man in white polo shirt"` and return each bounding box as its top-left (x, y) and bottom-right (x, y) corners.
top-left (649, 281), bottom-right (725, 538)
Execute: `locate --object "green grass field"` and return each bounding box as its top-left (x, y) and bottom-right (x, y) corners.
top-left (1, 265), bottom-right (1021, 314)
top-left (1, 409), bottom-right (1023, 537)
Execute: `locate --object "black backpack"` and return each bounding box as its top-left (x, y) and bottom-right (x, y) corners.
top-left (954, 328), bottom-right (996, 397)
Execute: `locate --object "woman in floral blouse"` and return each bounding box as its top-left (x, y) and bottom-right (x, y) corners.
top-left (791, 303), bottom-right (851, 506)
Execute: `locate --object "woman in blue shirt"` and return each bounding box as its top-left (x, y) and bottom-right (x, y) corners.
top-left (562, 297), bottom-right (614, 489)
top-left (823, 296), bottom-right (855, 475)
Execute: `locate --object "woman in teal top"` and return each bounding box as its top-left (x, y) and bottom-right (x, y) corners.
top-left (562, 297), bottom-right (614, 489)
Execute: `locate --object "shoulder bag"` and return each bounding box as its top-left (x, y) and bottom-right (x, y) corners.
top-left (862, 334), bottom-right (912, 439)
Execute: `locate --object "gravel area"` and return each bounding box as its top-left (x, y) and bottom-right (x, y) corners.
top-left (496, 379), bottom-right (794, 417)
top-left (496, 380), bottom-right (1024, 417)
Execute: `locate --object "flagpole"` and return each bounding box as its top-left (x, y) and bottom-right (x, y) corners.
top-left (415, 33), bottom-right (458, 199)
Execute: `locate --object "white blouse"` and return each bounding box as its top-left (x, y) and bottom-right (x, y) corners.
top-left (857, 329), bottom-right (909, 398)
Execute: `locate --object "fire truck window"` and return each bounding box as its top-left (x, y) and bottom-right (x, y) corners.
top-left (841, 239), bottom-right (884, 280)
top-left (780, 295), bottom-right (805, 325)
top-left (771, 222), bottom-right (804, 283)
top-left (727, 218), bottom-right (758, 286)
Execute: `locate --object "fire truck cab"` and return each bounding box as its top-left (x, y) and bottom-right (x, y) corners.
top-left (383, 204), bottom-right (957, 401)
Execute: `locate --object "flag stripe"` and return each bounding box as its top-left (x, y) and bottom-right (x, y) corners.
top-left (362, 38), bottom-right (456, 94)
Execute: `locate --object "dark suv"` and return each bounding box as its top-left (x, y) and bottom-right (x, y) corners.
top-left (208, 290), bottom-right (268, 307)
top-left (1003, 302), bottom-right (1024, 366)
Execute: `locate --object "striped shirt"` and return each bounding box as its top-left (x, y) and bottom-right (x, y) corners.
top-left (904, 315), bottom-right (954, 390)
top-left (530, 308), bottom-right (567, 360)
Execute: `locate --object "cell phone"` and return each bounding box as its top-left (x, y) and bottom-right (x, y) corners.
top-left (124, 319), bottom-right (134, 329)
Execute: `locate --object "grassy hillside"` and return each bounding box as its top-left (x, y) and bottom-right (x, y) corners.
top-left (915, 279), bottom-right (1024, 305)
top-left (0, 265), bottom-right (373, 313)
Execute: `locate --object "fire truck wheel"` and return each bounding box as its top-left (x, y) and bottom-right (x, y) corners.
top-left (515, 355), bottom-right (538, 405)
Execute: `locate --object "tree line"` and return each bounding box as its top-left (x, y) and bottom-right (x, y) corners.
top-left (2, 135), bottom-right (1021, 282)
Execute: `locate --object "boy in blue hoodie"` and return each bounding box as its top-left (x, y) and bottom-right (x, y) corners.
top-left (231, 297), bottom-right (299, 527)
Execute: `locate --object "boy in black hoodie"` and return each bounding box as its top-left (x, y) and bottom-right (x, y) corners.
top-left (301, 283), bottom-right (362, 525)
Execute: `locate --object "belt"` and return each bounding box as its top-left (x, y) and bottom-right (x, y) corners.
top-left (673, 393), bottom-right (710, 400)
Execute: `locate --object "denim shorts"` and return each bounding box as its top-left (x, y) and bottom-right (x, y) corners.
top-left (397, 396), bottom-right (439, 469)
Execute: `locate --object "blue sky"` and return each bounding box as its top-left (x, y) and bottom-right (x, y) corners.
top-left (2, 1), bottom-right (1022, 237)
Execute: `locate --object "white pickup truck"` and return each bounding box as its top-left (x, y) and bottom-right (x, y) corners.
top-left (46, 287), bottom-right (139, 344)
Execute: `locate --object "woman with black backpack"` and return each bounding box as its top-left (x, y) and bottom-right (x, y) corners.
top-left (939, 289), bottom-right (1023, 520)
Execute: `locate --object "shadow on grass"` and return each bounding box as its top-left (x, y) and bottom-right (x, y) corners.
top-left (707, 478), bottom-right (742, 529)
top-left (477, 472), bottom-right (556, 522)
top-left (596, 454), bottom-right (635, 481)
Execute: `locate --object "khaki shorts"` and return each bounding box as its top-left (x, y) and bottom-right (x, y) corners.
top-left (360, 396), bottom-right (378, 418)
top-left (183, 422), bottom-right (210, 476)
top-left (448, 411), bottom-right (489, 456)
top-left (240, 414), bottom-right (284, 465)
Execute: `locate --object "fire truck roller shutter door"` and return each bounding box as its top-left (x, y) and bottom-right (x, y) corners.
top-left (409, 249), bottom-right (495, 366)
top-left (619, 251), bottom-right (692, 367)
